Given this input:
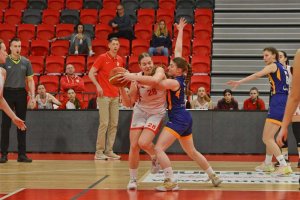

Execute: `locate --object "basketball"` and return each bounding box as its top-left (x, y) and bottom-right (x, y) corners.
top-left (109, 67), bottom-right (128, 87)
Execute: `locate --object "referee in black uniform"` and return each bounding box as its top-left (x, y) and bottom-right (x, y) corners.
top-left (0, 38), bottom-right (36, 163)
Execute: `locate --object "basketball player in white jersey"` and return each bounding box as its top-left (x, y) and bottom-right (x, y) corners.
top-left (119, 54), bottom-right (166, 190)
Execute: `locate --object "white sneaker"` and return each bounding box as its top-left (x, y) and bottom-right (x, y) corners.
top-left (94, 153), bottom-right (109, 160)
top-left (155, 178), bottom-right (179, 191)
top-left (255, 162), bottom-right (275, 172)
top-left (105, 152), bottom-right (121, 160)
top-left (127, 179), bottom-right (137, 190)
top-left (272, 165), bottom-right (293, 176)
top-left (208, 174), bottom-right (222, 187)
top-left (151, 158), bottom-right (160, 174)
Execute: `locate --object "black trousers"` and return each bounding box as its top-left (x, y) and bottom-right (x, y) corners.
top-left (1, 88), bottom-right (27, 156)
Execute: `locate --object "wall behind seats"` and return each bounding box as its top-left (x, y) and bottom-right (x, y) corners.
top-left (0, 111), bottom-right (298, 154)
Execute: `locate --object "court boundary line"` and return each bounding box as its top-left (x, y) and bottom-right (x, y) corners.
top-left (70, 175), bottom-right (109, 200)
top-left (0, 188), bottom-right (25, 200)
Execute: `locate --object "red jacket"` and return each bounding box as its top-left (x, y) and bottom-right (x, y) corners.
top-left (243, 98), bottom-right (266, 110)
top-left (60, 75), bottom-right (84, 93)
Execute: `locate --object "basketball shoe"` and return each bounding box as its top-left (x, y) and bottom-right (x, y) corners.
top-left (155, 178), bottom-right (179, 191)
top-left (255, 162), bottom-right (275, 172)
top-left (272, 165), bottom-right (292, 176)
top-left (127, 179), bottom-right (137, 190)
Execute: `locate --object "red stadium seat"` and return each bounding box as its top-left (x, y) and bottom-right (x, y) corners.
top-left (0, 0), bottom-right (9, 10)
top-left (191, 55), bottom-right (211, 74)
top-left (92, 39), bottom-right (109, 55)
top-left (137, 9), bottom-right (155, 25)
top-left (4, 9), bottom-right (22, 25)
top-left (172, 38), bottom-right (191, 57)
top-left (194, 9), bottom-right (213, 25)
top-left (95, 24), bottom-right (113, 40)
top-left (98, 9), bottom-right (115, 24)
top-left (56, 24), bottom-right (74, 38)
top-left (156, 9), bottom-right (174, 25)
top-left (118, 38), bottom-right (130, 57)
top-left (102, 0), bottom-right (119, 9)
top-left (0, 10), bottom-right (3, 23)
top-left (131, 39), bottom-right (150, 56)
top-left (30, 40), bottom-right (49, 56)
top-left (0, 24), bottom-right (16, 43)
top-left (10, 0), bottom-right (28, 10)
top-left (128, 55), bottom-right (140, 73)
top-left (66, 55), bottom-right (86, 74)
top-left (45, 56), bottom-right (65, 75)
top-left (134, 24), bottom-right (153, 41)
top-left (173, 23), bottom-right (192, 41)
top-left (87, 56), bottom-right (98, 72)
top-left (33, 75), bottom-right (39, 88)
top-left (42, 9), bottom-right (60, 25)
top-left (193, 23), bottom-right (212, 40)
top-left (66, 0), bottom-right (83, 10)
top-left (190, 75), bottom-right (211, 94)
top-left (159, 0), bottom-right (176, 10)
top-left (20, 40), bottom-right (30, 56)
top-left (39, 75), bottom-right (60, 93)
top-left (152, 56), bottom-right (169, 69)
top-left (28, 56), bottom-right (45, 75)
top-left (50, 40), bottom-right (70, 56)
top-left (192, 39), bottom-right (211, 56)
top-left (82, 75), bottom-right (96, 93)
top-left (37, 24), bottom-right (55, 40)
top-left (18, 24), bottom-right (36, 41)
top-left (80, 9), bottom-right (98, 24)
top-left (48, 0), bottom-right (65, 10)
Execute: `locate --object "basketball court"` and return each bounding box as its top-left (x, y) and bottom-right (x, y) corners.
top-left (0, 154), bottom-right (299, 200)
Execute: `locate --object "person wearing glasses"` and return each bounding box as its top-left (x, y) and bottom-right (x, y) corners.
top-left (243, 87), bottom-right (266, 110)
top-left (108, 4), bottom-right (135, 41)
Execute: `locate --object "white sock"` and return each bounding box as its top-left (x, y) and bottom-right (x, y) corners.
top-left (276, 155), bottom-right (287, 167)
top-left (163, 167), bottom-right (174, 180)
top-left (205, 166), bottom-right (214, 176)
top-left (282, 148), bottom-right (288, 160)
top-left (264, 154), bottom-right (273, 164)
top-left (129, 168), bottom-right (138, 180)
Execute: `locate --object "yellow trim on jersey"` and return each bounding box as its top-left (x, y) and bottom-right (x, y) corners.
top-left (268, 74), bottom-right (276, 94)
top-left (276, 67), bottom-right (281, 81)
top-left (164, 127), bottom-right (180, 139)
top-left (8, 55), bottom-right (21, 64)
top-left (266, 118), bottom-right (282, 126)
top-left (167, 90), bottom-right (172, 110)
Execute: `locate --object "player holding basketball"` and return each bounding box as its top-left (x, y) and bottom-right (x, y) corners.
top-left (120, 18), bottom-right (188, 190)
top-left (122, 18), bottom-right (222, 191)
top-left (227, 47), bottom-right (292, 176)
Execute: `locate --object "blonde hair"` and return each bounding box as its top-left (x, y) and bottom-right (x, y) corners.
top-left (155, 20), bottom-right (169, 37)
top-left (198, 87), bottom-right (211, 102)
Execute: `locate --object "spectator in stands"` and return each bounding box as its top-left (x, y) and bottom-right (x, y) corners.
top-left (60, 64), bottom-right (85, 99)
top-left (148, 20), bottom-right (172, 57)
top-left (51, 23), bottom-right (94, 56)
top-left (35, 84), bottom-right (61, 109)
top-left (87, 97), bottom-right (98, 109)
top-left (191, 86), bottom-right (213, 110)
top-left (60, 88), bottom-right (83, 109)
top-left (216, 89), bottom-right (239, 110)
top-left (108, 4), bottom-right (135, 40)
top-left (243, 87), bottom-right (266, 110)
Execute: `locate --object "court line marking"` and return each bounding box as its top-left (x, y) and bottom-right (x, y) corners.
top-left (70, 175), bottom-right (109, 200)
top-left (0, 188), bottom-right (25, 200)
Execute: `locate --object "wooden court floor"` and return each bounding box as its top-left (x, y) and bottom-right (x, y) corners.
top-left (0, 154), bottom-right (299, 200)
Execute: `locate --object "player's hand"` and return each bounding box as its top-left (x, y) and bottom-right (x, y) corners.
top-left (276, 126), bottom-right (288, 147)
top-left (29, 97), bottom-right (36, 109)
top-left (122, 72), bottom-right (137, 81)
top-left (175, 18), bottom-right (187, 31)
top-left (226, 80), bottom-right (240, 89)
top-left (12, 117), bottom-right (26, 131)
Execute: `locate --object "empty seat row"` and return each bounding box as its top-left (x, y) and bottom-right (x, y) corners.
top-left (0, 0), bottom-right (214, 11)
top-left (0, 8), bottom-right (212, 25)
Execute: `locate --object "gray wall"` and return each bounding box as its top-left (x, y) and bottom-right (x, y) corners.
top-left (0, 110), bottom-right (298, 154)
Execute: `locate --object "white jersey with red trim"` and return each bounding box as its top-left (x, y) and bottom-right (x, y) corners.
top-left (134, 73), bottom-right (166, 115)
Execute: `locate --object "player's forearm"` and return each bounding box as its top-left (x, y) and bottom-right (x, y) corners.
top-left (0, 98), bottom-right (17, 120)
top-left (239, 73), bottom-right (259, 84)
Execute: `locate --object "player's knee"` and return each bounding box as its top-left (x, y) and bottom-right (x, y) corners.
top-left (185, 148), bottom-right (197, 159)
top-left (138, 140), bottom-right (150, 150)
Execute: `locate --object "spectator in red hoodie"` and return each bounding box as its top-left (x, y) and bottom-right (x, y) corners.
top-left (60, 64), bottom-right (84, 100)
top-left (243, 87), bottom-right (266, 110)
